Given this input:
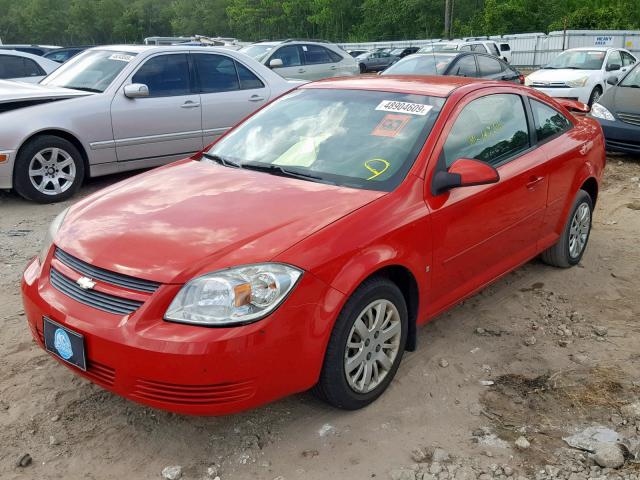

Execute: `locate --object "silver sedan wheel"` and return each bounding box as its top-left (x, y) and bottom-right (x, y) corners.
top-left (344, 299), bottom-right (402, 394)
top-left (569, 202), bottom-right (590, 258)
top-left (28, 148), bottom-right (77, 196)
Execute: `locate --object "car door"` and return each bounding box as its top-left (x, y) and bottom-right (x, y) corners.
top-left (193, 52), bottom-right (271, 146)
top-left (110, 52), bottom-right (203, 165)
top-left (267, 45), bottom-right (307, 80)
top-left (425, 91), bottom-right (549, 316)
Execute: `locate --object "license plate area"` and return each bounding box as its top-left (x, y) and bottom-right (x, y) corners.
top-left (43, 317), bottom-right (87, 371)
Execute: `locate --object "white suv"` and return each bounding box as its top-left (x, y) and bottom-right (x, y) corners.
top-left (419, 40), bottom-right (503, 60)
top-left (525, 47), bottom-right (637, 105)
top-left (240, 39), bottom-right (359, 81)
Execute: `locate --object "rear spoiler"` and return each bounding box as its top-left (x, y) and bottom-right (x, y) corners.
top-left (556, 98), bottom-right (590, 114)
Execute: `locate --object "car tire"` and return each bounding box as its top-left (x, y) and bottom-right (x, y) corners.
top-left (541, 189), bottom-right (593, 268)
top-left (359, 63), bottom-right (367, 74)
top-left (14, 135), bottom-right (85, 203)
top-left (312, 276), bottom-right (408, 410)
top-left (588, 86), bottom-right (602, 106)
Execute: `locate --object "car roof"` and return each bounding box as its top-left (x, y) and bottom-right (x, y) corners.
top-left (87, 44), bottom-right (238, 54)
top-left (301, 75), bottom-right (486, 97)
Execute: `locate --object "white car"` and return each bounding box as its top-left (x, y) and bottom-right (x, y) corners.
top-left (239, 40), bottom-right (359, 81)
top-left (0, 50), bottom-right (59, 83)
top-left (0, 45), bottom-right (302, 203)
top-left (525, 47), bottom-right (637, 105)
top-left (418, 40), bottom-right (503, 59)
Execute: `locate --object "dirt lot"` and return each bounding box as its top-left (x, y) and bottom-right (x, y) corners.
top-left (1, 155), bottom-right (639, 480)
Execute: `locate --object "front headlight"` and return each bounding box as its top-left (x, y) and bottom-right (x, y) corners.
top-left (566, 76), bottom-right (589, 88)
top-left (165, 263), bottom-right (303, 326)
top-left (524, 76), bottom-right (533, 86)
top-left (38, 207), bottom-right (69, 264)
top-left (590, 103), bottom-right (615, 121)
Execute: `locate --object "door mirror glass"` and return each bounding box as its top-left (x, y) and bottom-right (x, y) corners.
top-left (123, 83), bottom-right (149, 98)
top-left (269, 58), bottom-right (284, 68)
top-left (432, 158), bottom-right (499, 194)
top-left (606, 63), bottom-right (621, 72)
top-left (607, 75), bottom-right (619, 85)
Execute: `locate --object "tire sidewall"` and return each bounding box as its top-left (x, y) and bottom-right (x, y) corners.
top-left (14, 136), bottom-right (84, 203)
top-left (588, 86), bottom-right (602, 106)
top-left (564, 191), bottom-right (593, 266)
top-left (323, 280), bottom-right (408, 409)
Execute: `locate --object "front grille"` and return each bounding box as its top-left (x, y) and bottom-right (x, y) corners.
top-left (532, 82), bottom-right (568, 88)
top-left (617, 112), bottom-right (640, 126)
top-left (50, 268), bottom-right (143, 315)
top-left (131, 378), bottom-right (256, 406)
top-left (85, 360), bottom-right (116, 387)
top-left (54, 248), bottom-right (160, 293)
top-left (606, 139), bottom-right (640, 152)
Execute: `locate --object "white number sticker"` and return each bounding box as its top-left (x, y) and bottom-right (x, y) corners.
top-left (109, 54), bottom-right (134, 62)
top-left (376, 100), bottom-right (432, 116)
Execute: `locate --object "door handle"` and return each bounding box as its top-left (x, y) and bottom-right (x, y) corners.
top-left (297, 68), bottom-right (306, 73)
top-left (330, 66), bottom-right (337, 70)
top-left (249, 95), bottom-right (265, 102)
top-left (526, 176), bottom-right (545, 189)
top-left (181, 101), bottom-right (200, 108)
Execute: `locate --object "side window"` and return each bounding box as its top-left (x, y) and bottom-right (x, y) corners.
top-left (500, 44), bottom-right (511, 52)
top-left (327, 49), bottom-right (344, 63)
top-left (0, 56), bottom-right (44, 78)
top-left (443, 94), bottom-right (530, 167)
top-left (303, 45), bottom-right (332, 64)
top-left (270, 45), bottom-right (302, 67)
top-left (606, 50), bottom-right (622, 69)
top-left (22, 58), bottom-right (45, 76)
top-left (622, 52), bottom-right (636, 66)
top-left (450, 56), bottom-right (478, 77)
top-left (132, 54), bottom-right (190, 96)
top-left (194, 54), bottom-right (239, 93)
top-left (236, 61), bottom-right (265, 90)
top-left (460, 45), bottom-right (472, 51)
top-left (530, 99), bottom-right (571, 142)
top-left (471, 44), bottom-right (488, 53)
top-left (489, 43), bottom-right (501, 56)
top-left (477, 55), bottom-right (504, 76)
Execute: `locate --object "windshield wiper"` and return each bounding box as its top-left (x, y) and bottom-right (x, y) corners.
top-left (202, 152), bottom-right (241, 168)
top-left (622, 84), bottom-right (640, 88)
top-left (241, 161), bottom-right (330, 183)
top-left (66, 86), bottom-right (102, 93)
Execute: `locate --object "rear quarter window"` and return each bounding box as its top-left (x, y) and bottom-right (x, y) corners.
top-left (529, 99), bottom-right (572, 142)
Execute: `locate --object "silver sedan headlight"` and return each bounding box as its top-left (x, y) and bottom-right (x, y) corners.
top-left (38, 208), bottom-right (69, 264)
top-left (590, 103), bottom-right (615, 121)
top-left (165, 263), bottom-right (303, 326)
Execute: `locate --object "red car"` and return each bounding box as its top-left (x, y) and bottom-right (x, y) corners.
top-left (22, 76), bottom-right (605, 415)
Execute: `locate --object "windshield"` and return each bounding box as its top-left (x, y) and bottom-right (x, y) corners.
top-left (383, 54), bottom-right (455, 75)
top-left (40, 50), bottom-right (137, 92)
top-left (419, 44), bottom-right (458, 53)
top-left (206, 89), bottom-right (444, 191)
top-left (239, 44), bottom-right (274, 62)
top-left (545, 50), bottom-right (605, 70)
top-left (620, 63), bottom-right (640, 87)
top-left (391, 49), bottom-right (405, 56)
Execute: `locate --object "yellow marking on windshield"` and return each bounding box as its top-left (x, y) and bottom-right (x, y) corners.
top-left (365, 158), bottom-right (390, 180)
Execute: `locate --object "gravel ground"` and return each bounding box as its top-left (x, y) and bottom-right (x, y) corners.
top-left (1, 154), bottom-right (639, 480)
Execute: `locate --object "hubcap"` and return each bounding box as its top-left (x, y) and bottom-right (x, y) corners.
top-left (568, 202), bottom-right (590, 258)
top-left (28, 148), bottom-right (76, 196)
top-left (344, 299), bottom-right (402, 394)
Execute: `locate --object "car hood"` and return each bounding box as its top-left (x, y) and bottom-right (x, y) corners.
top-left (0, 80), bottom-right (89, 106)
top-left (529, 69), bottom-right (596, 82)
top-left (56, 160), bottom-right (385, 284)
top-left (599, 85), bottom-right (640, 113)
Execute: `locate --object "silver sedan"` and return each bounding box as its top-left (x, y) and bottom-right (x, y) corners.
top-left (0, 45), bottom-right (302, 202)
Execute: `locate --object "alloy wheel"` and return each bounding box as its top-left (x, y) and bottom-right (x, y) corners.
top-left (28, 148), bottom-right (77, 196)
top-left (568, 202), bottom-right (590, 258)
top-left (344, 299), bottom-right (402, 394)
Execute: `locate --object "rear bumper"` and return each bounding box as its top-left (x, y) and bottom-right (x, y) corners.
top-left (593, 117), bottom-right (640, 154)
top-left (0, 149), bottom-right (16, 189)
top-left (22, 256), bottom-right (344, 415)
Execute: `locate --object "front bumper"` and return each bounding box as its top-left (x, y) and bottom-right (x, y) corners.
top-left (592, 117), bottom-right (640, 154)
top-left (533, 86), bottom-right (589, 104)
top-left (22, 256), bottom-right (344, 415)
top-left (0, 149), bottom-right (16, 189)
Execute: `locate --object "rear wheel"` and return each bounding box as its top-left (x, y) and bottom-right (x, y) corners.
top-left (312, 277), bottom-right (408, 409)
top-left (14, 135), bottom-right (84, 203)
top-left (359, 63), bottom-right (367, 74)
top-left (541, 190), bottom-right (593, 268)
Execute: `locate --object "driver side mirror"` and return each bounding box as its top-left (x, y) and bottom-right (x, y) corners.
top-left (607, 75), bottom-right (619, 85)
top-left (123, 83), bottom-right (149, 98)
top-left (432, 158), bottom-right (499, 195)
top-left (269, 58), bottom-right (283, 69)
top-left (606, 63), bottom-right (621, 72)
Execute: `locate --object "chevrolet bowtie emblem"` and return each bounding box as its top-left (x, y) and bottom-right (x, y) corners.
top-left (76, 276), bottom-right (96, 290)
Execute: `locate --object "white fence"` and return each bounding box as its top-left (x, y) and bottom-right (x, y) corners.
top-left (340, 30), bottom-right (640, 68)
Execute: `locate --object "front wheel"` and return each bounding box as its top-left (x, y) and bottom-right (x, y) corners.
top-left (541, 189), bottom-right (593, 268)
top-left (14, 135), bottom-right (84, 203)
top-left (588, 86), bottom-right (602, 106)
top-left (312, 277), bottom-right (408, 410)
top-left (359, 63), bottom-right (367, 74)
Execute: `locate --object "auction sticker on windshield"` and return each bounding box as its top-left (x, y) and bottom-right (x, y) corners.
top-left (376, 100), bottom-right (432, 116)
top-left (109, 53), bottom-right (134, 62)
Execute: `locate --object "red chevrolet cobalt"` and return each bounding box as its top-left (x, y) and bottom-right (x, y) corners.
top-left (22, 76), bottom-right (605, 415)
